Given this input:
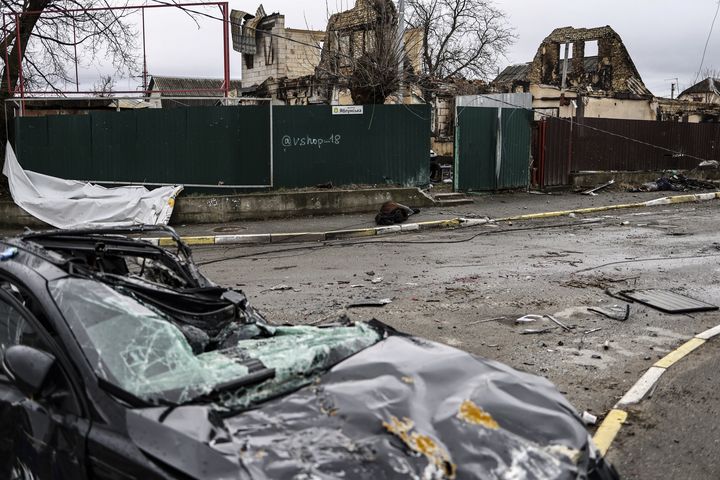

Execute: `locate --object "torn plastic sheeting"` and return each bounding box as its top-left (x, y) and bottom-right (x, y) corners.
top-left (2, 143), bottom-right (182, 229)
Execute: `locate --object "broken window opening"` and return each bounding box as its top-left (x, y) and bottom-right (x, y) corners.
top-left (244, 54), bottom-right (254, 70)
top-left (585, 40), bottom-right (599, 58)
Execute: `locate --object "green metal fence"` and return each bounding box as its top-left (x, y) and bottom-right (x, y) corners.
top-left (13, 104), bottom-right (430, 190)
top-left (454, 106), bottom-right (532, 191)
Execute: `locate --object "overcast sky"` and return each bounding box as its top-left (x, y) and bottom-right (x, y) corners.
top-left (76, 0), bottom-right (720, 97)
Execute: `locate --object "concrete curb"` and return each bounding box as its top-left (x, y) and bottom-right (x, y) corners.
top-left (592, 327), bottom-right (720, 457)
top-left (143, 191), bottom-right (720, 247)
top-left (496, 191), bottom-right (720, 222)
top-left (145, 217), bottom-right (477, 247)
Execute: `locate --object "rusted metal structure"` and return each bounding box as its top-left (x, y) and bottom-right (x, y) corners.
top-left (535, 117), bottom-right (720, 187)
top-left (2, 2), bottom-right (232, 114)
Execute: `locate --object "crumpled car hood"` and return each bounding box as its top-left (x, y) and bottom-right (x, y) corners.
top-left (128, 335), bottom-right (614, 479)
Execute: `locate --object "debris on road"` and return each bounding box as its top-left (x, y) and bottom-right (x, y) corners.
top-left (347, 298), bottom-right (392, 308)
top-left (371, 277), bottom-right (384, 284)
top-left (603, 340), bottom-right (610, 351)
top-left (582, 411), bottom-right (598, 425)
top-left (269, 284), bottom-right (293, 291)
top-left (468, 317), bottom-right (506, 326)
top-left (618, 289), bottom-right (718, 314)
top-left (545, 314), bottom-right (572, 331)
top-left (632, 174), bottom-right (717, 192)
top-left (698, 160), bottom-right (719, 169)
top-left (589, 304), bottom-right (631, 321)
top-left (582, 179), bottom-right (615, 196)
top-left (521, 327), bottom-right (557, 335)
top-left (516, 314), bottom-right (543, 324)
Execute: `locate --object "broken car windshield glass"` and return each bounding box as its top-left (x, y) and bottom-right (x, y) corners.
top-left (48, 277), bottom-right (382, 406)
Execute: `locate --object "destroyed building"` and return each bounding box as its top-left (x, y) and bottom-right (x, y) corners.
top-left (232, 5), bottom-right (325, 90)
top-left (236, 0), bottom-right (424, 106)
top-left (679, 77), bottom-right (720, 104)
top-left (656, 77), bottom-right (720, 123)
top-left (492, 26), bottom-right (657, 121)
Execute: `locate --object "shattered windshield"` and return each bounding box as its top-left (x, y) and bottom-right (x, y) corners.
top-left (49, 277), bottom-right (382, 406)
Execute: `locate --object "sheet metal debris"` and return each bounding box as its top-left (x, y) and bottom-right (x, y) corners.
top-left (582, 179), bottom-right (615, 196)
top-left (545, 314), bottom-right (572, 331)
top-left (589, 305), bottom-right (631, 321)
top-left (516, 314), bottom-right (543, 324)
top-left (618, 289), bottom-right (718, 314)
top-left (521, 327), bottom-right (557, 335)
top-left (347, 298), bottom-right (392, 308)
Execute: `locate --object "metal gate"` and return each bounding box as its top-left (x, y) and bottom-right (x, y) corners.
top-left (454, 101), bottom-right (532, 192)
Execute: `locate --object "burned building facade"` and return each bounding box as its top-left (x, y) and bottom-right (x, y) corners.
top-left (232, 6), bottom-right (325, 89)
top-left (493, 26), bottom-right (657, 121)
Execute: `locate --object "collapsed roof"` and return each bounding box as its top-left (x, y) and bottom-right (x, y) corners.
top-left (493, 26), bottom-right (652, 98)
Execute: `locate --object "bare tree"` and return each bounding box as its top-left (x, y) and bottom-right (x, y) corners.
top-left (407, 0), bottom-right (514, 80)
top-left (93, 74), bottom-right (115, 97)
top-left (316, 0), bottom-right (423, 104)
top-left (0, 0), bottom-right (139, 97)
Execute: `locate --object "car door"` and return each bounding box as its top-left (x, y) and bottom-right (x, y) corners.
top-left (0, 287), bottom-right (90, 479)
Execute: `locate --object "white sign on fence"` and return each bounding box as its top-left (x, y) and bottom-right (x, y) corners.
top-left (332, 106), bottom-right (364, 115)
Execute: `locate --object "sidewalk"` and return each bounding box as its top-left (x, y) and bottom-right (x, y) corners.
top-left (0, 189), bottom-right (705, 238)
top-left (168, 190), bottom-right (684, 238)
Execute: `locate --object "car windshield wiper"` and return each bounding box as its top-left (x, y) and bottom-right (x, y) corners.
top-left (211, 367), bottom-right (276, 395)
top-left (98, 378), bottom-right (154, 408)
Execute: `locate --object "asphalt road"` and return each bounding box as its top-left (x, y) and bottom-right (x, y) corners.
top-left (606, 338), bottom-right (720, 479)
top-left (187, 198), bottom-right (720, 475)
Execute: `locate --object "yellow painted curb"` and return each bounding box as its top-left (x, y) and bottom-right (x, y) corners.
top-left (497, 203), bottom-right (642, 222)
top-left (159, 236), bottom-right (216, 246)
top-left (415, 218), bottom-right (462, 228)
top-left (593, 409), bottom-right (628, 456)
top-left (654, 337), bottom-right (706, 369)
top-left (325, 228), bottom-right (377, 240)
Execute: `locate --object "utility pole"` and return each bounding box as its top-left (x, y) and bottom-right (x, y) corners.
top-left (664, 78), bottom-right (679, 99)
top-left (397, 0), bottom-right (405, 103)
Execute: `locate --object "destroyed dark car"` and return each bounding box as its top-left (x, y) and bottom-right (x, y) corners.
top-left (0, 227), bottom-right (618, 479)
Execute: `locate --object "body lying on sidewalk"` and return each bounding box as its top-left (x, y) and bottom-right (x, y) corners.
top-left (375, 201), bottom-right (420, 226)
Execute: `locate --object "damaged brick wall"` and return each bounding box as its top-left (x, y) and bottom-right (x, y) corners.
top-left (527, 26), bottom-right (651, 97)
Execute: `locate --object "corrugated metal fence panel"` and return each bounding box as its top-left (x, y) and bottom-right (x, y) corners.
top-left (542, 118), bottom-right (571, 186)
top-left (14, 104), bottom-right (428, 188)
top-left (455, 107), bottom-right (498, 191)
top-left (499, 108), bottom-right (532, 189)
top-left (572, 118), bottom-right (720, 171)
top-left (273, 104), bottom-right (429, 188)
top-left (457, 93), bottom-right (533, 110)
top-left (15, 106), bottom-right (272, 186)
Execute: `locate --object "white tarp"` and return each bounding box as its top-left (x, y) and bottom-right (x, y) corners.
top-left (2, 143), bottom-right (183, 229)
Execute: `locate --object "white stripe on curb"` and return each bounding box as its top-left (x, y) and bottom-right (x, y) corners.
top-left (615, 367), bottom-right (666, 408)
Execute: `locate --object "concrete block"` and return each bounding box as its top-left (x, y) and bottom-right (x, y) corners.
top-left (376, 225), bottom-right (402, 235)
top-left (696, 324), bottom-right (720, 340)
top-left (215, 234), bottom-right (271, 245)
top-left (325, 229), bottom-right (377, 241)
top-left (400, 223), bottom-right (420, 231)
top-left (271, 232), bottom-right (326, 243)
top-left (615, 367), bottom-right (666, 408)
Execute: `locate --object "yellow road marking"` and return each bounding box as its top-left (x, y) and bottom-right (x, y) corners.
top-left (593, 409), bottom-right (628, 456)
top-left (654, 338), bottom-right (706, 369)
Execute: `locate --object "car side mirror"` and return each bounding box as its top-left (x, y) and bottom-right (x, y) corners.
top-left (3, 345), bottom-right (56, 398)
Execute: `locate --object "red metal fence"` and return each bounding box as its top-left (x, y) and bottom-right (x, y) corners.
top-left (537, 117), bottom-right (720, 187)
